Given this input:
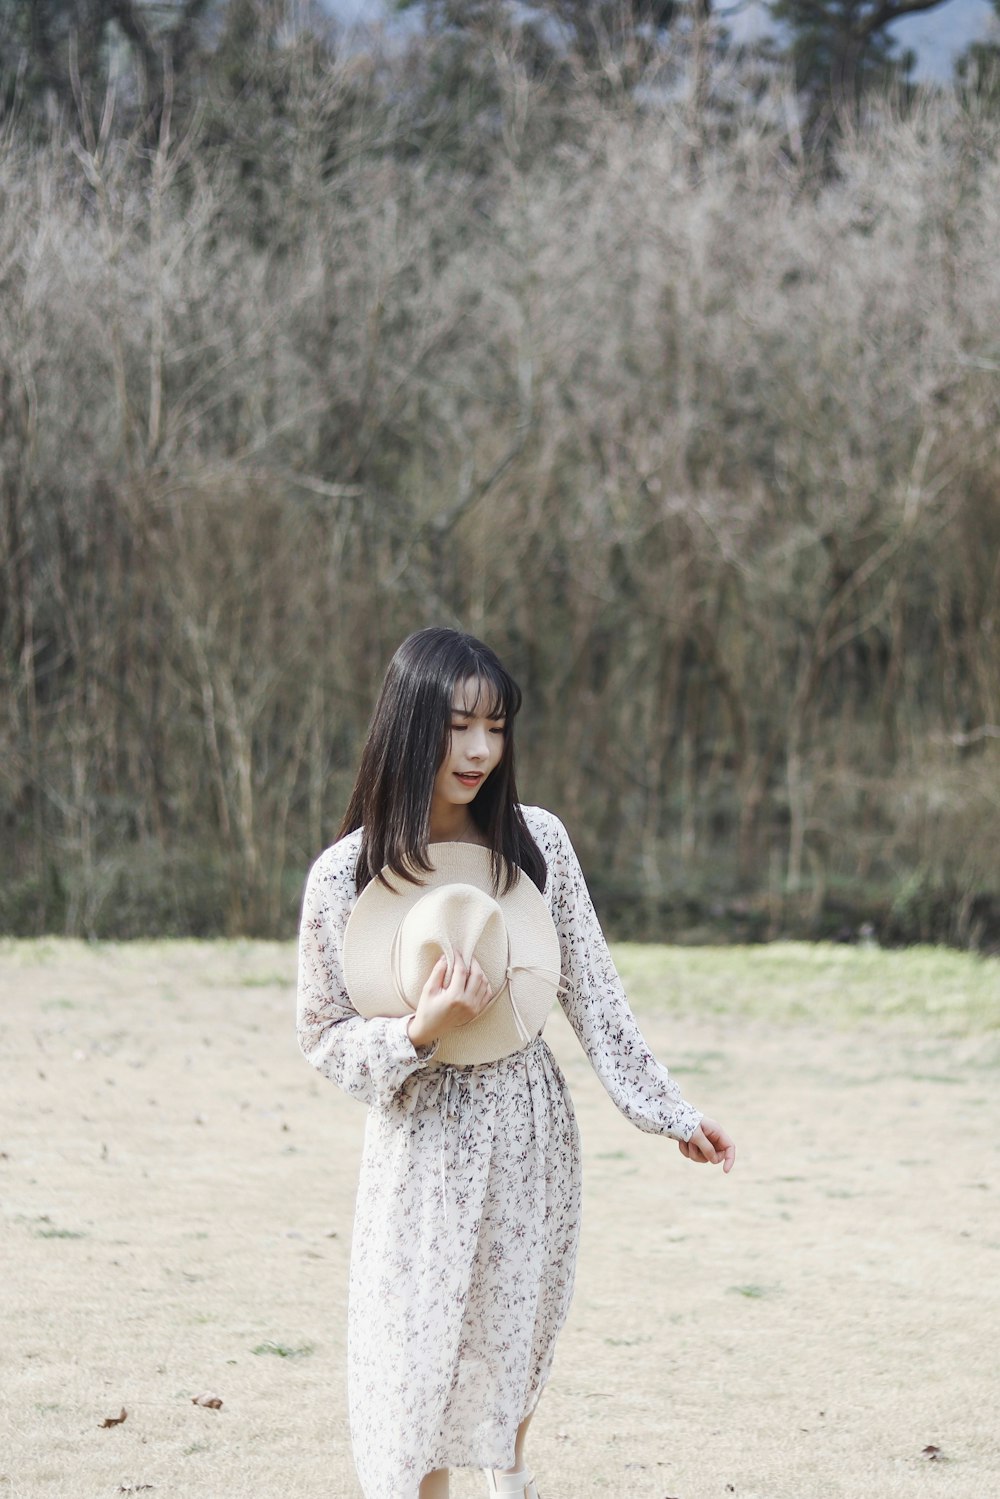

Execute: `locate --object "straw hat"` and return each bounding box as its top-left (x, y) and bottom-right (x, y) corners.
top-left (342, 843), bottom-right (563, 1066)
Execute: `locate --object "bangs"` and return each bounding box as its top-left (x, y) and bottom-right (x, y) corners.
top-left (462, 664), bottom-right (520, 723)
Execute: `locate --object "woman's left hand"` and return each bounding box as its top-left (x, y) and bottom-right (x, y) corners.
top-left (678, 1117), bottom-right (736, 1173)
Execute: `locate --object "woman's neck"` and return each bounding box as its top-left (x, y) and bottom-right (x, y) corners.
top-left (428, 800), bottom-right (480, 844)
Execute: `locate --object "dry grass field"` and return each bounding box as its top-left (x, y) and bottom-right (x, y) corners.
top-left (2, 938), bottom-right (999, 1499)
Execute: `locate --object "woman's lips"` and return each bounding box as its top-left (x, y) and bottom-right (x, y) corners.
top-left (455, 772), bottom-right (483, 785)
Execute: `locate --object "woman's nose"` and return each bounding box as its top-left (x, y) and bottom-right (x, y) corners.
top-left (467, 729), bottom-right (489, 759)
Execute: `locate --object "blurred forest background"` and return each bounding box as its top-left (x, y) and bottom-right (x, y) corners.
top-left (1, 0), bottom-right (999, 949)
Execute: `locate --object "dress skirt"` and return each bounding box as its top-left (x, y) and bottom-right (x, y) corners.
top-left (348, 1036), bottom-right (581, 1498)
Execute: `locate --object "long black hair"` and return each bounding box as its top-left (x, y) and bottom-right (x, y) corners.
top-left (339, 627), bottom-right (547, 895)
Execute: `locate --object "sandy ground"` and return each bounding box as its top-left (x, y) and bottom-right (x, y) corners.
top-left (1, 938), bottom-right (999, 1499)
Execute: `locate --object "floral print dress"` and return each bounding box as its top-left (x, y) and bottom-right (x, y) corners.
top-left (296, 805), bottom-right (702, 1499)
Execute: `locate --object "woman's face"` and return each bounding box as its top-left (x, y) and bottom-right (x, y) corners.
top-left (431, 676), bottom-right (505, 813)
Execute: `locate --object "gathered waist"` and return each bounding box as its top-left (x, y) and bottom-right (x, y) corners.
top-left (372, 1030), bottom-right (570, 1131)
top-left (421, 1031), bottom-right (550, 1077)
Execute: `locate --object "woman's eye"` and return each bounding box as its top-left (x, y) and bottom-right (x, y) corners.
top-left (490, 726), bottom-right (505, 735)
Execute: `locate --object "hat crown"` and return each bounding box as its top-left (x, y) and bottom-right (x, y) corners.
top-left (394, 883), bottom-right (509, 1007)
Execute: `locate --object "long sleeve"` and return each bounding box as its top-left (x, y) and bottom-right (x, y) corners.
top-left (528, 807), bottom-right (703, 1143)
top-left (296, 835), bottom-right (437, 1110)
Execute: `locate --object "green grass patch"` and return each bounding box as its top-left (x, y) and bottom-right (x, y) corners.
top-left (613, 941), bottom-right (1000, 1032)
top-left (4, 936), bottom-right (995, 1035)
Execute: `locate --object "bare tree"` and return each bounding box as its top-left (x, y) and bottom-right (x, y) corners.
top-left (1, 31), bottom-right (999, 945)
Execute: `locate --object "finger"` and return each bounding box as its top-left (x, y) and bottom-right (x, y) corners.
top-left (703, 1125), bottom-right (735, 1172)
top-left (468, 959), bottom-right (491, 995)
top-left (445, 954), bottom-right (467, 992)
top-left (692, 1128), bottom-right (720, 1164)
top-left (466, 959), bottom-right (492, 998)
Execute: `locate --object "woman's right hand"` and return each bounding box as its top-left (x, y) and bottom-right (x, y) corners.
top-left (406, 954), bottom-right (494, 1051)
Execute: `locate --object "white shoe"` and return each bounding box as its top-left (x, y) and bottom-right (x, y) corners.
top-left (484, 1471), bottom-right (539, 1499)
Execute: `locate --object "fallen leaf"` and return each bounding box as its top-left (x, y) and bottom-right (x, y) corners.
top-left (922, 1445), bottom-right (942, 1461)
top-left (99, 1408), bottom-right (128, 1428)
top-left (191, 1393), bottom-right (223, 1409)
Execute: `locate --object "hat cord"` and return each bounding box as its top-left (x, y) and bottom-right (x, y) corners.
top-left (504, 963), bottom-right (568, 1047)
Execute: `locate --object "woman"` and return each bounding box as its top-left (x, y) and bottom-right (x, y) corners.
top-left (296, 627), bottom-right (735, 1499)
